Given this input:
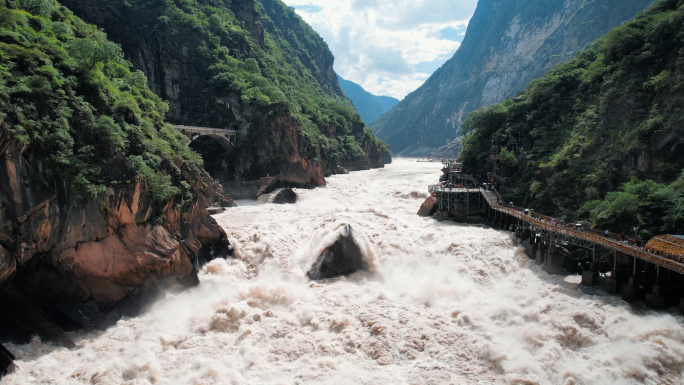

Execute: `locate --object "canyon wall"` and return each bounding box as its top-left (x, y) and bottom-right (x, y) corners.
top-left (62, 0), bottom-right (391, 185)
top-left (371, 0), bottom-right (655, 156)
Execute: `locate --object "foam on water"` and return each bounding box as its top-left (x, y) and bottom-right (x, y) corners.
top-left (3, 159), bottom-right (684, 385)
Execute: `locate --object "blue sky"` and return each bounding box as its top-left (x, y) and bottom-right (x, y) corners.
top-left (281, 0), bottom-right (478, 100)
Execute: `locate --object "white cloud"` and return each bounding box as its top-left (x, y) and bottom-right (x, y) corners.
top-left (281, 0), bottom-right (478, 99)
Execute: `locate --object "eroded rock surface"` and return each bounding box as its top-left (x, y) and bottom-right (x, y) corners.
top-left (272, 188), bottom-right (297, 204)
top-left (417, 196), bottom-right (438, 217)
top-left (257, 188), bottom-right (298, 204)
top-left (0, 122), bottom-right (231, 341)
top-left (308, 224), bottom-right (368, 280)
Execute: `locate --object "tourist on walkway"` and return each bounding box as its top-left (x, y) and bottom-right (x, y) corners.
top-left (605, 230), bottom-right (610, 237)
top-left (620, 232), bottom-right (626, 243)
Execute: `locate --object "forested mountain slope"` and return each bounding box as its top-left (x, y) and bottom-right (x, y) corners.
top-left (0, 0), bottom-right (229, 341)
top-left (61, 0), bottom-right (390, 185)
top-left (337, 75), bottom-right (400, 124)
top-left (371, 0), bottom-right (655, 156)
top-left (460, 0), bottom-right (684, 239)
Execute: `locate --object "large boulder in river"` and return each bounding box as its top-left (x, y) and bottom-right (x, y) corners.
top-left (258, 188), bottom-right (297, 204)
top-left (308, 224), bottom-right (368, 280)
top-left (417, 196), bottom-right (438, 217)
top-left (272, 188), bottom-right (297, 204)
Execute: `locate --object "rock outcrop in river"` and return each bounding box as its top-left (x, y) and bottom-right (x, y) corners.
top-left (308, 224), bottom-right (368, 280)
top-left (61, 0), bottom-right (391, 186)
top-left (417, 196), bottom-right (438, 217)
top-left (257, 188), bottom-right (298, 204)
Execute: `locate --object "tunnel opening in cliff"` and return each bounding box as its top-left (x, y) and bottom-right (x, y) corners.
top-left (189, 136), bottom-right (233, 182)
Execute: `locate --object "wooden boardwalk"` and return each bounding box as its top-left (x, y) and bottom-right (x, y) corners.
top-left (431, 186), bottom-right (684, 274)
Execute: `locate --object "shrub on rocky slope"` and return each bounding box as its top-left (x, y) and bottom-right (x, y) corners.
top-left (0, 0), bottom-right (229, 341)
top-left (460, 0), bottom-right (684, 238)
top-left (61, 0), bottom-right (391, 184)
top-left (371, 0), bottom-right (655, 157)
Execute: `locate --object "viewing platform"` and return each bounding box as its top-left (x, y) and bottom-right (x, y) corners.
top-left (427, 161), bottom-right (684, 310)
top-left (429, 184), bottom-right (684, 274)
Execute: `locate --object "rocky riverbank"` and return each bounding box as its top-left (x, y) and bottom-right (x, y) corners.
top-left (0, 122), bottom-right (231, 345)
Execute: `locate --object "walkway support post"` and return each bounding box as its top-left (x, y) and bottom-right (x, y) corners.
top-left (646, 265), bottom-right (665, 309)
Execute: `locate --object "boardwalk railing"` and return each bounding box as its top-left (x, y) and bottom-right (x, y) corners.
top-left (174, 125), bottom-right (237, 134)
top-left (493, 202), bottom-right (684, 273)
top-left (429, 184), bottom-right (684, 273)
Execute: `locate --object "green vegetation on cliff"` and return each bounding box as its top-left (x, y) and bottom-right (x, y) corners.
top-left (256, 0), bottom-right (390, 166)
top-left (460, 0), bottom-right (684, 239)
top-left (62, 0), bottom-right (389, 178)
top-left (0, 0), bottom-right (201, 203)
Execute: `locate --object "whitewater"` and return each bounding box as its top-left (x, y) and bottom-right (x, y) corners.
top-left (3, 159), bottom-right (684, 385)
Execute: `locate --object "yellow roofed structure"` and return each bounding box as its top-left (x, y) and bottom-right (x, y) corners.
top-left (644, 235), bottom-right (684, 263)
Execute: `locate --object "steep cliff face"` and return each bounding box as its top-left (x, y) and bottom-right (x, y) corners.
top-left (0, 1), bottom-right (229, 343)
top-left (459, 0), bottom-right (684, 239)
top-left (61, 0), bottom-right (390, 186)
top-left (0, 122), bottom-right (230, 340)
top-left (258, 0), bottom-right (340, 96)
top-left (370, 0), bottom-right (656, 156)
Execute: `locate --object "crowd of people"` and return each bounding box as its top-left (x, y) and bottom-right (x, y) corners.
top-left (439, 171), bottom-right (648, 252)
top-left (438, 167), bottom-right (658, 258)
top-left (499, 201), bottom-right (648, 252)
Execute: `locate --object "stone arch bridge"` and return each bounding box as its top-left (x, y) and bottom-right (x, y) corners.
top-left (174, 125), bottom-right (237, 150)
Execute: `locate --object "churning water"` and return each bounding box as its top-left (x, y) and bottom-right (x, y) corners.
top-left (3, 159), bottom-right (684, 385)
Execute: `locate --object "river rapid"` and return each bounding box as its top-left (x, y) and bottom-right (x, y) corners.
top-left (3, 159), bottom-right (684, 385)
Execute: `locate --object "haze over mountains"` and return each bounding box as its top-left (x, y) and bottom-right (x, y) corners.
top-left (337, 75), bottom-right (400, 124)
top-left (370, 0), bottom-right (656, 157)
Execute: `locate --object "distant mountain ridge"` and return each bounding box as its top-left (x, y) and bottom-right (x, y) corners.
top-left (337, 75), bottom-right (400, 124)
top-left (370, 0), bottom-right (656, 156)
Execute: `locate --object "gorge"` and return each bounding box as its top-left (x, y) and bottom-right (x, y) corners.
top-left (0, 0), bottom-right (389, 361)
top-left (2, 0), bottom-right (684, 383)
top-left (3, 160), bottom-right (684, 384)
top-left (370, 0), bottom-right (656, 157)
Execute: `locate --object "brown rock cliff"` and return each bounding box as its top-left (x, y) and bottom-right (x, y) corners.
top-left (0, 121), bottom-right (231, 343)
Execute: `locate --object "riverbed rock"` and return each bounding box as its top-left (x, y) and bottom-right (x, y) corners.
top-left (335, 166), bottom-right (350, 174)
top-left (0, 343), bottom-right (15, 377)
top-left (308, 224), bottom-right (368, 280)
top-left (417, 196), bottom-right (438, 217)
top-left (272, 188), bottom-right (297, 204)
top-left (449, 207), bottom-right (468, 218)
top-left (257, 188), bottom-right (297, 204)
